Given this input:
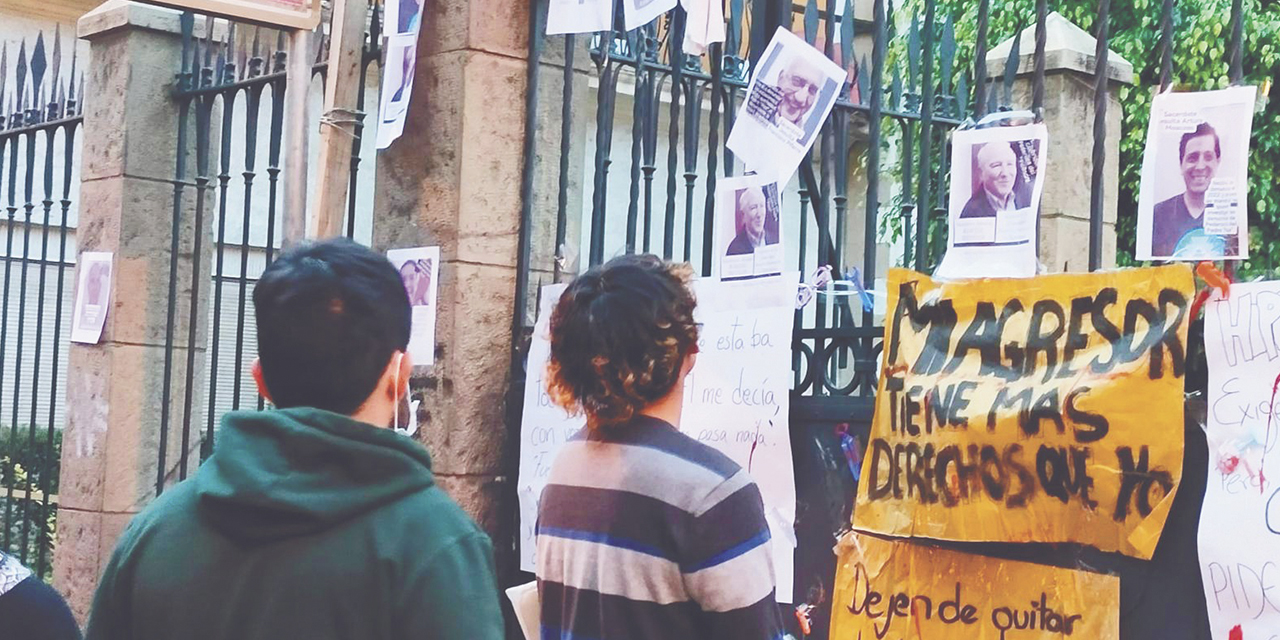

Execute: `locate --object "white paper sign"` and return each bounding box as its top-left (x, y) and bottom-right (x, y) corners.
top-left (935, 123), bottom-right (1047, 279)
top-left (726, 27), bottom-right (846, 183)
top-left (1199, 281), bottom-right (1280, 638)
top-left (387, 246), bottom-right (440, 366)
top-left (1137, 86), bottom-right (1257, 261)
top-left (717, 175), bottom-right (784, 281)
top-left (623, 0), bottom-right (676, 30)
top-left (70, 252), bottom-right (113, 345)
top-left (377, 34), bottom-right (420, 150)
top-left (547, 0), bottom-right (614, 35)
top-left (516, 275), bottom-right (799, 603)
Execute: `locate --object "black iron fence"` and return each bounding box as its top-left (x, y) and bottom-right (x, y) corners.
top-left (155, 6), bottom-right (384, 494)
top-left (512, 0), bottom-right (1249, 636)
top-left (0, 30), bottom-right (83, 580)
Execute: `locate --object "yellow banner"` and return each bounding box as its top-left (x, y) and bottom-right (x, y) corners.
top-left (853, 266), bottom-right (1193, 558)
top-left (830, 533), bottom-right (1119, 640)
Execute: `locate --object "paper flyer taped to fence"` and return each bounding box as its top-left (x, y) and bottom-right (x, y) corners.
top-left (1198, 281), bottom-right (1280, 639)
top-left (547, 0), bottom-right (614, 35)
top-left (377, 0), bottom-right (426, 149)
top-left (936, 123), bottom-right (1048, 279)
top-left (70, 252), bottom-right (113, 345)
top-left (829, 532), bottom-right (1119, 640)
top-left (516, 275), bottom-right (800, 602)
top-left (622, 0), bottom-right (677, 31)
top-left (716, 174), bottom-right (785, 281)
top-left (853, 266), bottom-right (1193, 558)
top-left (386, 246), bottom-right (440, 366)
top-left (1136, 86), bottom-right (1257, 261)
top-left (726, 27), bottom-right (845, 183)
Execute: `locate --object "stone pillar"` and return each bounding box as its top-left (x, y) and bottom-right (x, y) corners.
top-left (54, 0), bottom-right (214, 620)
top-left (372, 0), bottom-right (531, 580)
top-left (986, 12), bottom-right (1134, 272)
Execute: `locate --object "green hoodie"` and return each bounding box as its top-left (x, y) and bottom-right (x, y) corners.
top-left (85, 408), bottom-right (504, 640)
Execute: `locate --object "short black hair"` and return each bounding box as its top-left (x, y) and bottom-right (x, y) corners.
top-left (253, 238), bottom-right (411, 415)
top-left (1179, 122), bottom-right (1221, 162)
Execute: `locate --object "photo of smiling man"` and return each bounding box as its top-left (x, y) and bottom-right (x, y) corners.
top-left (960, 141), bottom-right (1031, 221)
top-left (1137, 86), bottom-right (1256, 261)
top-left (717, 176), bottom-right (783, 281)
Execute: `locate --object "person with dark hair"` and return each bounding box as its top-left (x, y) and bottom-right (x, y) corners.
top-left (536, 254), bottom-right (786, 640)
top-left (0, 551), bottom-right (82, 640)
top-left (85, 238), bottom-right (503, 640)
top-left (1151, 122), bottom-right (1236, 257)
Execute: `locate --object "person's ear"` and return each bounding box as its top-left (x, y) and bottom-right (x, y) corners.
top-left (251, 358), bottom-right (274, 405)
top-left (681, 351), bottom-right (697, 377)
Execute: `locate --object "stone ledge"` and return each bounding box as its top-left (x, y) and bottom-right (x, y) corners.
top-left (984, 12), bottom-right (1134, 85)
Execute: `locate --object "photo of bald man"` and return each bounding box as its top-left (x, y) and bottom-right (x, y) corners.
top-left (960, 141), bottom-right (1031, 220)
top-left (766, 57), bottom-right (825, 129)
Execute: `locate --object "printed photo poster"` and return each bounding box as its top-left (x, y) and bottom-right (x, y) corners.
top-left (622, 0), bottom-right (677, 31)
top-left (830, 532), bottom-right (1120, 640)
top-left (547, 0), bottom-right (614, 35)
top-left (853, 265), bottom-right (1195, 558)
top-left (1137, 86), bottom-right (1257, 261)
top-left (935, 123), bottom-right (1048, 279)
top-left (387, 246), bottom-right (440, 366)
top-left (1199, 281), bottom-right (1280, 639)
top-left (385, 0), bottom-right (424, 36)
top-left (70, 252), bottom-right (113, 345)
top-left (377, 34), bottom-right (420, 149)
top-left (726, 27), bottom-right (846, 182)
top-left (717, 175), bottom-right (784, 280)
top-left (516, 276), bottom-right (800, 602)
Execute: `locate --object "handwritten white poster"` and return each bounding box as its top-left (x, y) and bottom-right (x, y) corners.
top-left (387, 246), bottom-right (440, 366)
top-left (1200, 281), bottom-right (1280, 639)
top-left (70, 252), bottom-right (113, 345)
top-left (516, 275), bottom-right (799, 602)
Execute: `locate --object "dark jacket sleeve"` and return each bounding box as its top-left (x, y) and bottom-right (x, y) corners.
top-left (0, 577), bottom-right (83, 640)
top-left (83, 532), bottom-right (134, 640)
top-left (400, 530), bottom-right (505, 640)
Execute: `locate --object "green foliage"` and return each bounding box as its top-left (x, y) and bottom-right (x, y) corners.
top-left (0, 427), bottom-right (61, 581)
top-left (894, 0), bottom-right (1280, 272)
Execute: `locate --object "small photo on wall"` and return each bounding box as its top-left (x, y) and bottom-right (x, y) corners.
top-left (1136, 86), bottom-right (1257, 261)
top-left (716, 175), bottom-right (784, 281)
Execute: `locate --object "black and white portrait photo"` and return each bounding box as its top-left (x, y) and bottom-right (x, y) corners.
top-left (717, 176), bottom-right (784, 280)
top-left (726, 27), bottom-right (845, 182)
top-left (935, 123), bottom-right (1048, 279)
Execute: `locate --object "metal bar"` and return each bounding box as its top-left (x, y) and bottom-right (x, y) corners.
top-left (345, 52), bottom-right (374, 240)
top-left (205, 86), bottom-right (237, 455)
top-left (915, 1), bottom-right (937, 270)
top-left (159, 82), bottom-right (193, 498)
top-left (1159, 0), bottom-right (1175, 91)
top-left (1088, 0), bottom-right (1112, 271)
top-left (665, 13), bottom-right (687, 261)
top-left (514, 0), bottom-right (545, 363)
top-left (588, 36), bottom-right (618, 266)
top-left (701, 44), bottom-right (724, 277)
top-left (973, 0), bottom-right (991, 117)
top-left (14, 126), bottom-right (36, 562)
top-left (626, 35), bottom-right (646, 253)
top-left (1229, 0), bottom-right (1244, 83)
top-left (282, 28), bottom-right (310, 246)
top-left (233, 88), bottom-right (263, 414)
top-left (1032, 0), bottom-right (1047, 115)
top-left (0, 132), bottom-right (13, 551)
top-left (265, 80), bottom-right (286, 266)
top-left (554, 35), bottom-right (575, 280)
top-left (179, 97), bottom-right (213, 479)
top-left (682, 79), bottom-right (704, 262)
top-left (864, 0), bottom-right (887, 365)
top-left (37, 119), bottom-right (75, 576)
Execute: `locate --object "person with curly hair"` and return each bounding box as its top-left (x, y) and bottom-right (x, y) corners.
top-left (535, 253), bottom-right (786, 640)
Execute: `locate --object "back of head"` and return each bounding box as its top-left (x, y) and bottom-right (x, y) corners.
top-left (546, 254), bottom-right (699, 428)
top-left (254, 238), bottom-right (410, 415)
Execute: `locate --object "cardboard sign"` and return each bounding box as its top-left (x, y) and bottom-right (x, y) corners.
top-left (830, 532), bottom-right (1120, 640)
top-left (517, 275), bottom-right (799, 602)
top-left (853, 266), bottom-right (1194, 558)
top-left (1199, 282), bottom-right (1280, 638)
top-left (148, 0), bottom-right (321, 29)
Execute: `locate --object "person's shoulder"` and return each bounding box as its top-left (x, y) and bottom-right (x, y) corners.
top-left (959, 193), bottom-right (991, 219)
top-left (628, 423), bottom-right (743, 484)
top-left (1153, 194), bottom-right (1181, 218)
top-left (727, 233), bottom-right (751, 255)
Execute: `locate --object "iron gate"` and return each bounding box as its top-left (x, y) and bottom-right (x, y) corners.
top-left (511, 0), bottom-right (1243, 637)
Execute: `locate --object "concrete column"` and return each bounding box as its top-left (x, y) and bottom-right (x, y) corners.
top-left (55, 0), bottom-right (214, 620)
top-left (372, 0), bottom-right (531, 579)
top-left (986, 12), bottom-right (1134, 272)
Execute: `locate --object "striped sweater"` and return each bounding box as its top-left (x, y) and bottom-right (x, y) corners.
top-left (535, 415), bottom-right (786, 640)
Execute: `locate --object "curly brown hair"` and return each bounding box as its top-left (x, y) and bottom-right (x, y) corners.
top-left (546, 254), bottom-right (700, 428)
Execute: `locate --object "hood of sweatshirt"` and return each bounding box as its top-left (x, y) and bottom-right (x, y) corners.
top-left (194, 407), bottom-right (435, 544)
